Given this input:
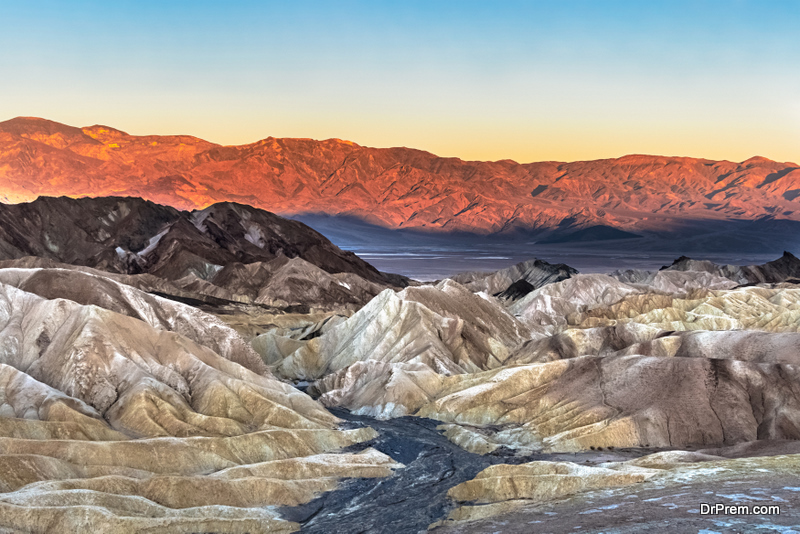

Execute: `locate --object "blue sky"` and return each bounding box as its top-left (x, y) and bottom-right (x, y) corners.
top-left (1, 1), bottom-right (798, 162)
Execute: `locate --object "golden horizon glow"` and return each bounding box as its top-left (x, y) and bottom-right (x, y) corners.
top-left (1, 2), bottom-right (798, 165)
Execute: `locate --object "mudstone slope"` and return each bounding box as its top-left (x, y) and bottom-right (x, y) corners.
top-left (0, 194), bottom-right (799, 531)
top-left (0, 197), bottom-right (414, 532)
top-left (260, 251), bottom-right (800, 528)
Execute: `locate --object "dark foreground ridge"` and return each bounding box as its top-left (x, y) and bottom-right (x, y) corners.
top-left (0, 195), bottom-right (406, 286)
top-left (279, 409), bottom-right (655, 534)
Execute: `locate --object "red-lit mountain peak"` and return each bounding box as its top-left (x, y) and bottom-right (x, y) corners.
top-left (1, 117), bottom-right (798, 236)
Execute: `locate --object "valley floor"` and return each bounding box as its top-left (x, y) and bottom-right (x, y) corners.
top-left (342, 243), bottom-right (781, 281)
top-left (282, 410), bottom-right (660, 534)
top-left (431, 475), bottom-right (800, 534)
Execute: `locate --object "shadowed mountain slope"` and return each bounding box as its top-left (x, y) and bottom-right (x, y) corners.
top-left (0, 195), bottom-right (404, 288)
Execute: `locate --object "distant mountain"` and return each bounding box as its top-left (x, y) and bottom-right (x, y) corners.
top-left (0, 195), bottom-right (405, 288)
top-left (1, 117), bottom-right (799, 238)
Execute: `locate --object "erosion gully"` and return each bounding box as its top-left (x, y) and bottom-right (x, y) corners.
top-left (277, 408), bottom-right (650, 534)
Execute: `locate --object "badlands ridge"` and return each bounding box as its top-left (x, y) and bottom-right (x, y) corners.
top-left (0, 196), bottom-right (799, 531)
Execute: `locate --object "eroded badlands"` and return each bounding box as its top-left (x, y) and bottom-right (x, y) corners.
top-left (1, 197), bottom-right (799, 532)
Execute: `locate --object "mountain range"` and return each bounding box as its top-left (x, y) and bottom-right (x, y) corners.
top-left (2, 117), bottom-right (799, 244)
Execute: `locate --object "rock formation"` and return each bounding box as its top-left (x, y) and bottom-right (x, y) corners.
top-left (0, 274), bottom-right (402, 531)
top-left (450, 258), bottom-right (577, 298)
top-left (253, 254), bottom-right (800, 460)
top-left (270, 281), bottom-right (529, 418)
top-left (0, 267), bottom-right (267, 374)
top-left (615, 250), bottom-right (800, 285)
top-left (0, 195), bottom-right (403, 287)
top-left (0, 209), bottom-right (410, 531)
top-left (211, 255), bottom-right (386, 310)
top-left (418, 354), bottom-right (800, 452)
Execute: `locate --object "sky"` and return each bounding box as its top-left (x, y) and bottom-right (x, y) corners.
top-left (1, 1), bottom-right (799, 164)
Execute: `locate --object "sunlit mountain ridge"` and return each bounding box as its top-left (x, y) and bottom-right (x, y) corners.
top-left (1, 117), bottom-right (799, 240)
